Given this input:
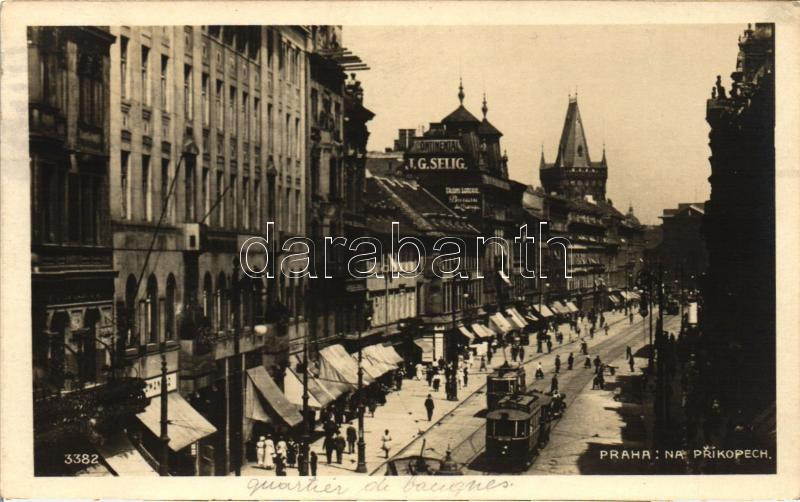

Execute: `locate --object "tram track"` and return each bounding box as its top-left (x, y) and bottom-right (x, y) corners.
top-left (371, 312), bottom-right (634, 475)
top-left (460, 312), bottom-right (680, 474)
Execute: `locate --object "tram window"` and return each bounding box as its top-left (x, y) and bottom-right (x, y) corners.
top-left (495, 420), bottom-right (514, 437)
top-left (490, 380), bottom-right (511, 393)
top-left (516, 421), bottom-right (528, 437)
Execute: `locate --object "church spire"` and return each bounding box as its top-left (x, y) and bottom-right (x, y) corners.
top-left (481, 92), bottom-right (488, 118)
top-left (458, 77), bottom-right (465, 105)
top-left (555, 95), bottom-right (590, 168)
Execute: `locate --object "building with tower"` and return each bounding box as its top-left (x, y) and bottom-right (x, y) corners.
top-left (540, 95), bottom-right (607, 201)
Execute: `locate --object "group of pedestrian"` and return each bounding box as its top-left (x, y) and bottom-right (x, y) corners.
top-left (510, 343), bottom-right (526, 363)
top-left (255, 436), bottom-right (299, 476)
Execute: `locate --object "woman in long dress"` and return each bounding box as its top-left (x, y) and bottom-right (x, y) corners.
top-left (263, 437), bottom-right (275, 470)
top-left (381, 429), bottom-right (392, 459)
top-left (415, 363), bottom-right (424, 381)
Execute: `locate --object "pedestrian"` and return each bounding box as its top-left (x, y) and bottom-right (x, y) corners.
top-left (463, 366), bottom-right (469, 387)
top-left (550, 374), bottom-right (559, 394)
top-left (368, 400), bottom-right (377, 418)
top-left (629, 355), bottom-right (635, 372)
top-left (629, 312), bottom-right (634, 324)
top-left (426, 365), bottom-right (434, 387)
top-left (535, 362), bottom-right (544, 380)
top-left (276, 438), bottom-right (287, 463)
top-left (519, 346), bottom-right (525, 361)
top-left (432, 371), bottom-right (441, 392)
top-left (555, 354), bottom-right (561, 374)
top-left (594, 355), bottom-right (601, 371)
top-left (568, 352), bottom-right (574, 370)
top-left (264, 436), bottom-right (275, 470)
top-left (511, 345), bottom-right (519, 362)
top-left (309, 451), bottom-right (318, 476)
top-left (424, 394), bottom-right (435, 421)
top-left (256, 436), bottom-right (267, 469)
top-left (487, 348), bottom-right (493, 364)
top-left (605, 324), bottom-right (609, 336)
top-left (546, 338), bottom-right (553, 353)
top-left (581, 340), bottom-right (588, 355)
top-left (325, 435), bottom-right (334, 464)
top-left (590, 326), bottom-right (595, 339)
top-left (275, 454), bottom-right (287, 476)
top-left (395, 368), bottom-right (404, 391)
top-left (334, 432), bottom-right (345, 464)
top-left (346, 422), bottom-right (357, 454)
top-left (626, 345), bottom-right (632, 361)
top-left (416, 362), bottom-right (424, 381)
top-left (381, 429), bottom-right (392, 459)
top-left (584, 355), bottom-right (592, 369)
top-left (479, 355), bottom-right (487, 371)
top-left (287, 440), bottom-right (297, 468)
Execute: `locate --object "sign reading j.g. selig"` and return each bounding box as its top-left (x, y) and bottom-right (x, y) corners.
top-left (405, 138), bottom-right (467, 171)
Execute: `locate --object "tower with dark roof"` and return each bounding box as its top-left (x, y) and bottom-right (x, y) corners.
top-left (540, 95), bottom-right (607, 201)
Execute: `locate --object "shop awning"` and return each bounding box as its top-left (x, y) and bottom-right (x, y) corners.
top-left (549, 302), bottom-right (566, 315)
top-left (505, 308), bottom-right (528, 329)
top-left (362, 344), bottom-right (399, 373)
top-left (96, 431), bottom-right (158, 476)
top-left (608, 294), bottom-right (621, 305)
top-left (566, 301), bottom-right (580, 313)
top-left (319, 344), bottom-right (373, 387)
top-left (471, 323), bottom-right (496, 339)
top-left (290, 354), bottom-right (351, 401)
top-left (458, 325), bottom-right (476, 342)
top-left (353, 353), bottom-right (389, 380)
top-left (490, 312), bottom-right (513, 334)
top-left (380, 344), bottom-right (404, 365)
top-left (246, 366), bottom-right (303, 427)
top-left (532, 305), bottom-right (553, 318)
top-left (136, 392), bottom-right (218, 451)
top-left (283, 368), bottom-right (324, 410)
top-left (413, 338), bottom-right (434, 359)
top-left (524, 313), bottom-right (539, 323)
top-left (629, 292), bottom-right (641, 300)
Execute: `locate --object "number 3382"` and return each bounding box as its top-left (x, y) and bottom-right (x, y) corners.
top-left (64, 453), bottom-right (99, 465)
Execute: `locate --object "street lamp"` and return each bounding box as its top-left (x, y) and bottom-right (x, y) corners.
top-left (159, 341), bottom-right (170, 476)
top-left (298, 340), bottom-right (310, 476)
top-left (356, 301), bottom-right (373, 473)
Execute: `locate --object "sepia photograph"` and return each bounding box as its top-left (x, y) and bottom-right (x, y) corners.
top-left (2, 2), bottom-right (799, 500)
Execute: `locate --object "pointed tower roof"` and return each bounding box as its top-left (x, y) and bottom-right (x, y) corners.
top-left (477, 92), bottom-right (502, 136)
top-left (555, 96), bottom-right (591, 168)
top-left (442, 79), bottom-right (481, 125)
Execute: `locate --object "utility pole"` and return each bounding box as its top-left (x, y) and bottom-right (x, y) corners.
top-left (230, 259), bottom-right (242, 476)
top-left (298, 339), bottom-right (310, 476)
top-left (159, 341), bottom-right (170, 476)
top-left (356, 301), bottom-right (372, 473)
top-left (447, 274), bottom-right (459, 401)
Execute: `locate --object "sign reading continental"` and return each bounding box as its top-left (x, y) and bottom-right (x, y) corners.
top-left (405, 138), bottom-right (469, 171)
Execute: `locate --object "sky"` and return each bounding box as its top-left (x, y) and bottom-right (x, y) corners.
top-left (343, 24), bottom-right (745, 225)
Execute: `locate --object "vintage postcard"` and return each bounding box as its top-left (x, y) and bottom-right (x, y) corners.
top-left (1, 1), bottom-right (798, 500)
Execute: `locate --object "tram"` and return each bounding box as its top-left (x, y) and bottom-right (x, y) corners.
top-left (485, 391), bottom-right (555, 471)
top-left (486, 362), bottom-right (527, 410)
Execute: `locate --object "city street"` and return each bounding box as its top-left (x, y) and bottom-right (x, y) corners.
top-left (239, 309), bottom-right (664, 476)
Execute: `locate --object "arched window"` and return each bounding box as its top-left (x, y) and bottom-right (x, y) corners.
top-left (216, 272), bottom-right (227, 332)
top-left (125, 274), bottom-right (138, 346)
top-left (203, 272), bottom-right (213, 320)
top-left (146, 274), bottom-right (158, 344)
top-left (166, 274), bottom-right (177, 340)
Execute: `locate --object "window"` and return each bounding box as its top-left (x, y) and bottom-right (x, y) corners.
top-left (161, 158), bottom-right (171, 222)
top-left (201, 73), bottom-right (209, 126)
top-left (310, 90), bottom-right (318, 124)
top-left (184, 64), bottom-right (193, 119)
top-left (120, 36), bottom-right (129, 99)
top-left (202, 167), bottom-right (210, 220)
top-left (243, 92), bottom-right (249, 140)
top-left (267, 103), bottom-right (273, 152)
top-left (242, 177), bottom-right (250, 229)
top-left (254, 97), bottom-right (261, 141)
top-left (165, 275), bottom-right (176, 340)
top-left (121, 151), bottom-right (130, 219)
top-left (160, 55), bottom-right (169, 109)
top-left (185, 157), bottom-right (196, 221)
top-left (254, 178), bottom-right (261, 231)
top-left (295, 189), bottom-right (301, 233)
top-left (230, 174), bottom-right (238, 228)
top-left (78, 52), bottom-right (103, 127)
top-left (267, 29), bottom-right (274, 67)
top-left (229, 86), bottom-right (237, 136)
top-left (146, 275), bottom-right (158, 344)
top-left (285, 113), bottom-right (290, 158)
top-left (142, 155), bottom-right (152, 221)
top-left (295, 117), bottom-right (300, 161)
top-left (216, 170), bottom-right (224, 227)
top-left (141, 46), bottom-right (150, 106)
top-left (215, 80), bottom-right (223, 131)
